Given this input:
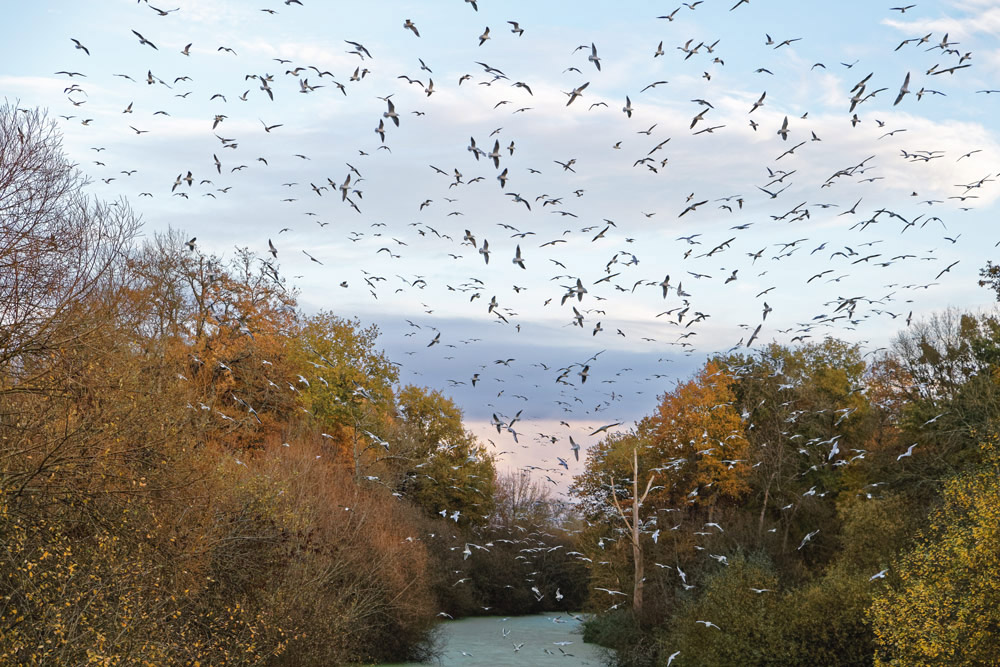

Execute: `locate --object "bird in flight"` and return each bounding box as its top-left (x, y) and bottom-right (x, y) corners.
top-left (564, 82), bottom-right (590, 106)
top-left (589, 43), bottom-right (602, 71)
top-left (131, 29), bottom-right (158, 49)
top-left (894, 72), bottom-right (911, 105)
top-left (590, 422), bottom-right (622, 436)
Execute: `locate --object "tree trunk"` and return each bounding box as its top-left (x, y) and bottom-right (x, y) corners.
top-left (632, 451), bottom-right (644, 617)
top-left (758, 480), bottom-right (771, 543)
top-left (610, 447), bottom-right (655, 621)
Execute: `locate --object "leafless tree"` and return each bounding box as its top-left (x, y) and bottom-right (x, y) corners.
top-left (492, 468), bottom-right (553, 529)
top-left (1, 102), bottom-right (140, 500)
top-left (0, 101), bottom-right (138, 390)
top-left (609, 446), bottom-right (657, 617)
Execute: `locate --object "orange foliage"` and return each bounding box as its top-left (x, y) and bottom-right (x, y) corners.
top-left (641, 360), bottom-right (751, 508)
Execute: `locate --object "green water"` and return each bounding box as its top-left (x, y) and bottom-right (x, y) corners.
top-left (382, 613), bottom-right (608, 666)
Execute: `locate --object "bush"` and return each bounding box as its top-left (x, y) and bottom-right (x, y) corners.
top-left (659, 552), bottom-right (790, 666)
top-left (583, 609), bottom-right (659, 667)
top-left (206, 441), bottom-right (439, 665)
top-left (783, 564), bottom-right (874, 666)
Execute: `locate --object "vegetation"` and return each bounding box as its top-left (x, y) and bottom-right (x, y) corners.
top-left (0, 104), bottom-right (587, 664)
top-left (869, 437), bottom-right (1000, 666)
top-left (4, 103), bottom-right (1000, 665)
top-left (574, 315), bottom-right (1000, 665)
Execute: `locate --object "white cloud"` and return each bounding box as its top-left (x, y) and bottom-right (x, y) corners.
top-left (10, 0), bottom-right (1000, 492)
top-left (883, 5), bottom-right (1000, 39)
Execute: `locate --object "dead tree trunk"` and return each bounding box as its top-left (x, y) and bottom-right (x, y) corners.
top-left (610, 447), bottom-right (656, 618)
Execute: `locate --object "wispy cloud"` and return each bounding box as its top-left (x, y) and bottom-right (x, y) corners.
top-left (883, 4), bottom-right (1000, 39)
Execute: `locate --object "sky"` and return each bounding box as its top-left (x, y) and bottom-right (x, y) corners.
top-left (4, 0), bottom-right (1000, 493)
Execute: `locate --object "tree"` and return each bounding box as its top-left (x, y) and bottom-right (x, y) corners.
top-left (573, 360), bottom-right (751, 519)
top-left (492, 468), bottom-right (553, 529)
top-left (869, 436), bottom-right (1000, 666)
top-left (0, 104), bottom-right (449, 664)
top-left (886, 309), bottom-right (1000, 487)
top-left (719, 340), bottom-right (875, 561)
top-left (978, 260), bottom-right (1000, 300)
top-left (609, 445), bottom-right (657, 617)
top-left (396, 386), bottom-right (495, 526)
top-left (662, 553), bottom-right (789, 666)
top-left (294, 311), bottom-right (398, 477)
top-left (0, 102), bottom-right (142, 506)
top-left (573, 361), bottom-right (752, 622)
top-left (1, 104), bottom-right (138, 368)
top-left (0, 106), bottom-right (249, 664)
top-left (640, 360), bottom-right (751, 512)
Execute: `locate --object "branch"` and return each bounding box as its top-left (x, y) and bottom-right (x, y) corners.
top-left (639, 472), bottom-right (657, 506)
top-left (608, 477), bottom-right (630, 525)
top-left (609, 476), bottom-right (634, 535)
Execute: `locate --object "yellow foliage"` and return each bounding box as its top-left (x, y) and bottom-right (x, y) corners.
top-left (869, 436), bottom-right (1000, 666)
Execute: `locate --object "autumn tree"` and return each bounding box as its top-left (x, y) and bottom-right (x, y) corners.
top-left (293, 311), bottom-right (398, 476)
top-left (574, 360), bottom-right (751, 518)
top-left (869, 436), bottom-right (1000, 666)
top-left (125, 229), bottom-right (305, 453)
top-left (0, 104), bottom-right (449, 664)
top-left (641, 359), bottom-right (751, 512)
top-left (395, 385), bottom-right (495, 526)
top-left (0, 106), bottom-right (251, 664)
top-left (1, 102), bottom-right (143, 506)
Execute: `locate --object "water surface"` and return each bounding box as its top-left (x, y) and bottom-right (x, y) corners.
top-left (383, 613), bottom-right (608, 666)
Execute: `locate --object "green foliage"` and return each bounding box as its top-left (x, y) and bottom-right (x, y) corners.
top-left (397, 385), bottom-right (496, 526)
top-left (657, 554), bottom-right (875, 667)
top-left (782, 563), bottom-right (875, 666)
top-left (294, 310), bottom-right (398, 429)
top-left (583, 610), bottom-right (658, 667)
top-left (661, 553), bottom-right (791, 666)
top-left (396, 384), bottom-right (466, 454)
top-left (835, 494), bottom-right (920, 571)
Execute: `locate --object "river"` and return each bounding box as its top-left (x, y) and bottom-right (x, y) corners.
top-left (382, 613), bottom-right (609, 666)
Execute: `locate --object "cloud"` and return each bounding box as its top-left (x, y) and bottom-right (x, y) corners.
top-left (11, 0), bottom-right (1000, 496)
top-left (883, 4), bottom-right (1000, 40)
top-left (236, 38), bottom-right (368, 73)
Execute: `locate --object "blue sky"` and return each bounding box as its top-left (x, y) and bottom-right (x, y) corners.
top-left (4, 0), bottom-right (1000, 487)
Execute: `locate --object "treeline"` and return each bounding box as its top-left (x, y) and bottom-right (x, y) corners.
top-left (0, 105), bottom-right (588, 664)
top-left (573, 304), bottom-right (1000, 665)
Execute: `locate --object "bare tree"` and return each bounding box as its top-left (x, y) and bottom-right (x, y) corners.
top-left (0, 102), bottom-right (138, 387)
top-left (609, 446), bottom-right (656, 617)
top-left (492, 468), bottom-right (552, 529)
top-left (0, 102), bottom-right (140, 501)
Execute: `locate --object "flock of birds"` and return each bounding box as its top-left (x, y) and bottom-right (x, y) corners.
top-left (30, 0), bottom-right (998, 657)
